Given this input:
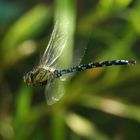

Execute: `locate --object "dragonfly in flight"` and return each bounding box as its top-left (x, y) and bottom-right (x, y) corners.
top-left (23, 21), bottom-right (136, 105)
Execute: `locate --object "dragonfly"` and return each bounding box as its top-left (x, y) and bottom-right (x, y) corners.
top-left (23, 21), bottom-right (136, 105)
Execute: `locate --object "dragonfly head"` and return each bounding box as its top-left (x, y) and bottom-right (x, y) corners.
top-left (23, 71), bottom-right (35, 86)
top-left (23, 68), bottom-right (51, 86)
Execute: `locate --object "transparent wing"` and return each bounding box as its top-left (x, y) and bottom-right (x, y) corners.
top-left (40, 20), bottom-right (68, 67)
top-left (44, 78), bottom-right (65, 105)
top-left (72, 45), bottom-right (87, 66)
top-left (55, 44), bottom-right (87, 81)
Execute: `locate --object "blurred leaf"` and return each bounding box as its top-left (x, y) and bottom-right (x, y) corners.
top-left (114, 0), bottom-right (132, 8)
top-left (65, 112), bottom-right (110, 140)
top-left (0, 118), bottom-right (14, 139)
top-left (80, 95), bottom-right (140, 122)
top-left (51, 108), bottom-right (66, 140)
top-left (14, 85), bottom-right (32, 125)
top-left (55, 0), bottom-right (76, 68)
top-left (129, 8), bottom-right (140, 34)
top-left (1, 40), bottom-right (37, 70)
top-left (2, 4), bottom-right (51, 53)
top-left (1, 4), bottom-right (51, 70)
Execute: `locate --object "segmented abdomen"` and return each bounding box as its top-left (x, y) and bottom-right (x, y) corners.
top-left (55, 60), bottom-right (135, 78)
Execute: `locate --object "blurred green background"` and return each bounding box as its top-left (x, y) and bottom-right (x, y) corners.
top-left (0, 0), bottom-right (140, 140)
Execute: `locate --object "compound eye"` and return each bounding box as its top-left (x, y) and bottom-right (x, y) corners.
top-left (25, 72), bottom-right (33, 85)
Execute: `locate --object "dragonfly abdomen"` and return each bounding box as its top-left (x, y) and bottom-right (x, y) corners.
top-left (55, 60), bottom-right (135, 78)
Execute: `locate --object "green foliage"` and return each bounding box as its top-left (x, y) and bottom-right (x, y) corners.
top-left (0, 0), bottom-right (139, 140)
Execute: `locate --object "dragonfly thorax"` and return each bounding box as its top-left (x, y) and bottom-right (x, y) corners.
top-left (23, 67), bottom-right (54, 86)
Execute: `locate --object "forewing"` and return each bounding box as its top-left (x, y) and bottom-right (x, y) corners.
top-left (44, 78), bottom-right (65, 105)
top-left (40, 20), bottom-right (68, 67)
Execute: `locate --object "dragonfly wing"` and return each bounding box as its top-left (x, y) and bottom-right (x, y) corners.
top-left (73, 45), bottom-right (87, 66)
top-left (55, 45), bottom-right (87, 81)
top-left (40, 20), bottom-right (69, 67)
top-left (44, 78), bottom-right (65, 105)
